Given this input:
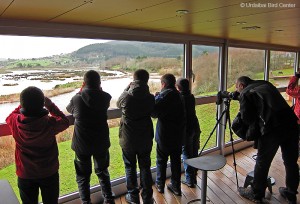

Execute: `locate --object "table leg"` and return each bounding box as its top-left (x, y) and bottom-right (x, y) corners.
top-left (201, 170), bottom-right (207, 204)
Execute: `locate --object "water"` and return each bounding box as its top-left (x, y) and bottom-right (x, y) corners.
top-left (0, 70), bottom-right (160, 123)
top-left (0, 70), bottom-right (80, 95)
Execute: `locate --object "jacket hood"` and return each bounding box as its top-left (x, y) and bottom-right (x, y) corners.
top-left (17, 113), bottom-right (49, 139)
top-left (81, 88), bottom-right (111, 110)
top-left (128, 80), bottom-right (150, 98)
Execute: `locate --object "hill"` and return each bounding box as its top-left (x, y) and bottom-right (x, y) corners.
top-left (0, 41), bottom-right (216, 69)
top-left (73, 41), bottom-right (216, 60)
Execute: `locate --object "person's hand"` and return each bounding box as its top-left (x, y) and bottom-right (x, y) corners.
top-left (79, 82), bottom-right (86, 92)
top-left (44, 97), bottom-right (52, 107)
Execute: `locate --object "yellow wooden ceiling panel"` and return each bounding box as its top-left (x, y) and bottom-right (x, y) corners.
top-left (0, 0), bottom-right (14, 16)
top-left (50, 0), bottom-right (174, 23)
top-left (0, 0), bottom-right (299, 47)
top-left (1, 0), bottom-right (90, 21)
top-left (49, 0), bottom-right (245, 26)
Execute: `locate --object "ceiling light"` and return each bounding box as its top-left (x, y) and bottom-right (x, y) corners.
top-left (242, 26), bottom-right (261, 30)
top-left (176, 10), bottom-right (189, 15)
top-left (236, 21), bottom-right (247, 25)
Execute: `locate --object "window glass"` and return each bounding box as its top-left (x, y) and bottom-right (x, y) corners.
top-left (269, 51), bottom-right (296, 88)
top-left (0, 36), bottom-right (184, 200)
top-left (192, 45), bottom-right (220, 96)
top-left (196, 103), bottom-right (218, 151)
top-left (192, 45), bottom-right (220, 150)
top-left (226, 47), bottom-right (265, 143)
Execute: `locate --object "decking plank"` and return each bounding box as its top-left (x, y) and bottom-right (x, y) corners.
top-left (116, 147), bottom-right (300, 204)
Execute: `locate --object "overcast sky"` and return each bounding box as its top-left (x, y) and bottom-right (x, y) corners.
top-left (0, 35), bottom-right (110, 59)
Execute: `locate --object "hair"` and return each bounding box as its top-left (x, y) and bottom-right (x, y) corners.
top-left (133, 69), bottom-right (149, 83)
top-left (237, 76), bottom-right (254, 87)
top-left (176, 77), bottom-right (190, 91)
top-left (84, 70), bottom-right (101, 88)
top-left (161, 73), bottom-right (176, 87)
top-left (20, 86), bottom-right (44, 114)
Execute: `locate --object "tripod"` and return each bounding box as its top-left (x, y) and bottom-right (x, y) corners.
top-left (198, 98), bottom-right (239, 189)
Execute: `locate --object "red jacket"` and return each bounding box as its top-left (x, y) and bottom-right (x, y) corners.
top-left (286, 76), bottom-right (300, 124)
top-left (5, 102), bottom-right (69, 179)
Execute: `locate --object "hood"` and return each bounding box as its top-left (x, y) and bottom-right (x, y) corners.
top-left (16, 112), bottom-right (49, 139)
top-left (81, 88), bottom-right (111, 110)
top-left (128, 80), bottom-right (150, 98)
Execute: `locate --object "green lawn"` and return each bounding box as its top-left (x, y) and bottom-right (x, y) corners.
top-left (0, 103), bottom-right (239, 201)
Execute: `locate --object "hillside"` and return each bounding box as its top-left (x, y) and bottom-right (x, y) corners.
top-left (0, 41), bottom-right (216, 69)
top-left (73, 41), bottom-right (215, 59)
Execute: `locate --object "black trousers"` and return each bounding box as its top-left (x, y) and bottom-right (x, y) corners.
top-left (156, 144), bottom-right (182, 188)
top-left (122, 149), bottom-right (153, 202)
top-left (253, 126), bottom-right (299, 198)
top-left (74, 150), bottom-right (114, 203)
top-left (18, 172), bottom-right (59, 204)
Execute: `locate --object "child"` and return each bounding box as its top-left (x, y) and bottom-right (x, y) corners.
top-left (6, 86), bottom-right (69, 204)
top-left (67, 70), bottom-right (115, 204)
top-left (176, 78), bottom-right (201, 188)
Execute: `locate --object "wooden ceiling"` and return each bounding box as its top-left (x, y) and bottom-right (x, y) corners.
top-left (0, 0), bottom-right (299, 48)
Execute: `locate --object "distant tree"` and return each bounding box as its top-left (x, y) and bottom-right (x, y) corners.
top-left (16, 63), bottom-right (23, 68)
top-left (202, 50), bottom-right (208, 56)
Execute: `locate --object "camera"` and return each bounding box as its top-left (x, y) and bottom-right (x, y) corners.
top-left (216, 91), bottom-right (240, 105)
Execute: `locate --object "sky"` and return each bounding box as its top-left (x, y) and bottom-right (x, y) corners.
top-left (0, 35), bottom-right (110, 59)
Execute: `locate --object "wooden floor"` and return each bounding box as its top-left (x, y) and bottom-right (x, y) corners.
top-left (114, 147), bottom-right (300, 204)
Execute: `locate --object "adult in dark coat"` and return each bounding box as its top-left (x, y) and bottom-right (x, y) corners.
top-left (117, 69), bottom-right (155, 204)
top-left (67, 70), bottom-right (115, 204)
top-left (176, 78), bottom-right (201, 188)
top-left (152, 73), bottom-right (185, 196)
top-left (236, 76), bottom-right (299, 204)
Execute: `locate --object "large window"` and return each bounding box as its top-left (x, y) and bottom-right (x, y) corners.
top-left (269, 51), bottom-right (296, 88)
top-left (226, 47), bottom-right (265, 143)
top-left (0, 36), bottom-right (184, 201)
top-left (192, 45), bottom-right (220, 151)
top-left (191, 45), bottom-right (220, 96)
top-left (269, 51), bottom-right (296, 104)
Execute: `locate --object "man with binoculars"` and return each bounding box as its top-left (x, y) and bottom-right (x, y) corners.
top-left (235, 76), bottom-right (299, 204)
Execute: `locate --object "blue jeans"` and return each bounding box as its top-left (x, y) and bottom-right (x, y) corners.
top-left (122, 149), bottom-right (153, 202)
top-left (74, 151), bottom-right (114, 203)
top-left (253, 126), bottom-right (299, 198)
top-left (18, 172), bottom-right (59, 204)
top-left (156, 144), bottom-right (182, 188)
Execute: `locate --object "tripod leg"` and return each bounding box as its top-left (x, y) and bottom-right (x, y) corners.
top-left (226, 107), bottom-right (240, 190)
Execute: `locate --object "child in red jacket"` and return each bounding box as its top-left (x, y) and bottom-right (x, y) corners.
top-left (6, 86), bottom-right (69, 204)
